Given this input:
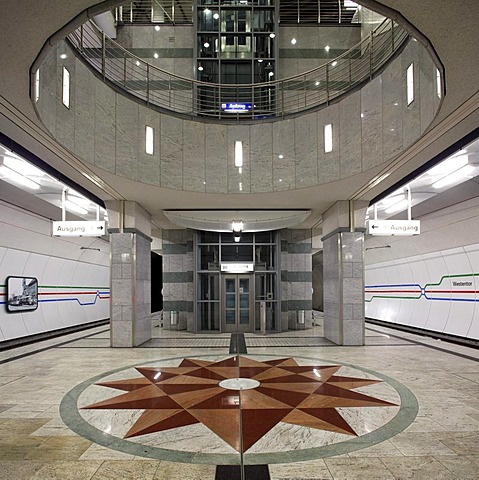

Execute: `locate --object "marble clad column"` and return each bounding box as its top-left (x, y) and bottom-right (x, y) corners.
top-left (106, 201), bottom-right (152, 347)
top-left (322, 201), bottom-right (368, 345)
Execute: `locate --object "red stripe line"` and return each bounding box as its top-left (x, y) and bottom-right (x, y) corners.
top-left (364, 290), bottom-right (420, 293)
top-left (426, 290), bottom-right (478, 294)
top-left (39, 291), bottom-right (104, 296)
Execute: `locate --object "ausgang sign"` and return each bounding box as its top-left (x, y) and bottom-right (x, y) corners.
top-left (52, 221), bottom-right (106, 237)
top-left (368, 219), bottom-right (420, 236)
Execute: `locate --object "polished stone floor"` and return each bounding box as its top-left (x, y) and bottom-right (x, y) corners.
top-left (1, 317), bottom-right (479, 479)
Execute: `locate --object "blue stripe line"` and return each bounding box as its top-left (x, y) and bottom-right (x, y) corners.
top-left (365, 284), bottom-right (422, 288)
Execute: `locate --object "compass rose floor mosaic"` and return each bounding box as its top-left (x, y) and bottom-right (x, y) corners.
top-left (1, 322), bottom-right (479, 479)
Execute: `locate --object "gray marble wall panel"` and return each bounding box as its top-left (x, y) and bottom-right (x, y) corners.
top-left (382, 55), bottom-right (403, 162)
top-left (402, 41), bottom-right (421, 148)
top-left (138, 105), bottom-right (160, 185)
top-left (115, 95), bottom-right (139, 181)
top-left (227, 125), bottom-right (251, 194)
top-left (250, 123), bottom-right (273, 193)
top-left (74, 59), bottom-right (95, 165)
top-left (94, 80), bottom-right (116, 173)
top-left (183, 121), bottom-right (206, 192)
top-left (338, 92), bottom-right (361, 177)
top-left (419, 46), bottom-right (435, 134)
top-left (273, 119), bottom-right (296, 191)
top-left (160, 115), bottom-right (184, 189)
top-left (55, 49), bottom-right (75, 152)
top-left (205, 124), bottom-right (228, 193)
top-left (361, 76), bottom-right (383, 171)
top-left (295, 113), bottom-right (318, 188)
top-left (38, 47), bottom-right (58, 137)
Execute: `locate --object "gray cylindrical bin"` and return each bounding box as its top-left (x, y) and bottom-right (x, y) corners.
top-left (170, 311), bottom-right (178, 326)
top-left (297, 310), bottom-right (305, 324)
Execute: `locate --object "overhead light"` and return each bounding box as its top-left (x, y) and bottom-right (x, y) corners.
top-left (154, 52), bottom-right (159, 59)
top-left (204, 42), bottom-right (210, 48)
top-left (3, 157), bottom-right (44, 177)
top-left (331, 61), bottom-right (337, 67)
top-left (232, 221), bottom-right (243, 232)
top-left (235, 141), bottom-right (243, 167)
top-left (65, 200), bottom-right (88, 215)
top-left (62, 66), bottom-right (70, 108)
top-left (268, 71), bottom-right (274, 77)
top-left (324, 124), bottom-right (333, 153)
top-left (145, 126), bottom-right (154, 155)
top-left (291, 38), bottom-right (297, 45)
top-left (315, 81), bottom-right (320, 86)
top-left (278, 154), bottom-right (284, 159)
top-left (428, 155), bottom-right (468, 176)
top-left (136, 60), bottom-right (141, 66)
top-left (154, 25), bottom-right (161, 31)
top-left (60, 53), bottom-right (67, 59)
top-left (0, 165), bottom-right (41, 190)
top-left (269, 33), bottom-right (275, 38)
top-left (204, 8), bottom-right (210, 14)
top-left (381, 193), bottom-right (405, 207)
top-left (385, 199), bottom-right (408, 214)
top-left (407, 63), bottom-right (414, 105)
top-left (213, 12), bottom-right (219, 20)
top-left (433, 165), bottom-right (475, 189)
top-left (234, 233), bottom-right (241, 243)
top-left (198, 65), bottom-right (204, 71)
top-left (325, 45), bottom-right (330, 52)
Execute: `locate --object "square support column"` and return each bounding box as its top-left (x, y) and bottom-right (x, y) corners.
top-left (107, 201), bottom-right (152, 347)
top-left (322, 201), bottom-right (368, 345)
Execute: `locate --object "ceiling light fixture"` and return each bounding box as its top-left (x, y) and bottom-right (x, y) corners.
top-left (432, 165), bottom-right (475, 189)
top-left (154, 25), bottom-right (161, 31)
top-left (213, 12), bottom-right (219, 20)
top-left (3, 157), bottom-right (44, 177)
top-left (65, 200), bottom-right (88, 215)
top-left (0, 165), bottom-right (41, 190)
top-left (384, 199), bottom-right (408, 214)
top-left (232, 221), bottom-right (243, 232)
top-left (428, 155), bottom-right (468, 176)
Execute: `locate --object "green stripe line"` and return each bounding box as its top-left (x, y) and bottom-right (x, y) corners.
top-left (424, 273), bottom-right (479, 289)
top-left (39, 285), bottom-right (109, 289)
top-left (365, 294), bottom-right (422, 303)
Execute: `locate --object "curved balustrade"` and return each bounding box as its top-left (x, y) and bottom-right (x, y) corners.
top-left (67, 18), bottom-right (408, 120)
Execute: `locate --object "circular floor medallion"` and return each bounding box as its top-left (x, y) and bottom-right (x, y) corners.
top-left (219, 378), bottom-right (260, 390)
top-left (60, 354), bottom-right (418, 465)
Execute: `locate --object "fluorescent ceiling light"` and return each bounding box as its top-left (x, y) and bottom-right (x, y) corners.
top-left (0, 165), bottom-right (41, 190)
top-left (428, 155), bottom-right (468, 176)
top-left (67, 194), bottom-right (91, 207)
top-left (432, 165), bottom-right (475, 189)
top-left (3, 157), bottom-right (44, 177)
top-left (65, 200), bottom-right (88, 215)
top-left (235, 141), bottom-right (243, 167)
top-left (381, 192), bottom-right (405, 207)
top-left (385, 199), bottom-right (408, 214)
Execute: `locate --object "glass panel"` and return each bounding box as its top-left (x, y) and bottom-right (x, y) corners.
top-left (255, 231), bottom-right (272, 243)
top-left (222, 232), bottom-right (253, 243)
top-left (209, 275), bottom-right (219, 300)
top-left (255, 245), bottom-right (276, 269)
top-left (226, 310), bottom-right (236, 324)
top-left (240, 309), bottom-right (249, 324)
top-left (199, 245), bottom-right (219, 270)
top-left (226, 279), bottom-right (236, 293)
top-left (226, 294), bottom-right (235, 308)
top-left (239, 294), bottom-right (249, 309)
top-left (210, 302), bottom-right (219, 330)
top-left (221, 245), bottom-right (253, 262)
top-left (239, 278), bottom-right (249, 293)
top-left (199, 231), bottom-right (219, 243)
top-left (198, 8), bottom-right (219, 31)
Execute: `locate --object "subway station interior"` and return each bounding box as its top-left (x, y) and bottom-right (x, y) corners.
top-left (1, 0), bottom-right (479, 478)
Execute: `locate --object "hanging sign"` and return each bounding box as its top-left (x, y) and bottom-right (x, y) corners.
top-left (52, 221), bottom-right (106, 237)
top-left (221, 102), bottom-right (253, 113)
top-left (368, 219), bottom-right (420, 236)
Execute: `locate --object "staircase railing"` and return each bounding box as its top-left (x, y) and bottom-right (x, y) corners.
top-left (67, 18), bottom-right (408, 121)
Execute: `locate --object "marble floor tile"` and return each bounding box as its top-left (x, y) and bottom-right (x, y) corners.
top-left (380, 455), bottom-right (460, 479)
top-left (345, 440), bottom-right (403, 457)
top-left (30, 460), bottom-right (102, 480)
top-left (91, 460), bottom-right (160, 479)
top-left (153, 461), bottom-right (216, 479)
top-left (0, 460), bottom-right (44, 480)
top-left (324, 457), bottom-right (395, 479)
top-left (435, 454), bottom-right (479, 480)
top-left (432, 432), bottom-right (479, 455)
top-left (388, 432), bottom-right (457, 456)
top-left (79, 444), bottom-right (136, 461)
top-left (269, 459), bottom-right (333, 479)
top-left (26, 436), bottom-right (92, 461)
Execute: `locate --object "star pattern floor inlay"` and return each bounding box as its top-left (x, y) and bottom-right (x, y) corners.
top-left (82, 356), bottom-right (397, 453)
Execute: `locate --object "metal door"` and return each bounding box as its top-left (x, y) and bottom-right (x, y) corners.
top-left (222, 274), bottom-right (253, 333)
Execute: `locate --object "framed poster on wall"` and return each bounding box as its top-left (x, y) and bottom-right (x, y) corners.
top-left (6, 276), bottom-right (38, 313)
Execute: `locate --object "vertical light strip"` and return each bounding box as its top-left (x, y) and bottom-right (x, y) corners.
top-left (324, 124), bottom-right (333, 153)
top-left (436, 68), bottom-right (441, 98)
top-left (235, 141), bottom-right (243, 167)
top-left (145, 126), bottom-right (154, 155)
top-left (407, 63), bottom-right (414, 105)
top-left (34, 69), bottom-right (40, 102)
top-left (62, 66), bottom-right (70, 108)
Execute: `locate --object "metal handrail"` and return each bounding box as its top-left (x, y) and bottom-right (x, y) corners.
top-left (67, 18), bottom-right (408, 121)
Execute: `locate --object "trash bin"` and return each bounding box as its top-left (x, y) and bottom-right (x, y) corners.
top-left (297, 310), bottom-right (305, 324)
top-left (170, 310), bottom-right (178, 326)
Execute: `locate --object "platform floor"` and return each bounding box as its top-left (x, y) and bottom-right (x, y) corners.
top-left (0, 318), bottom-right (478, 479)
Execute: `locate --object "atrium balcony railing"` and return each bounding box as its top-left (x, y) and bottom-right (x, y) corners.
top-left (67, 18), bottom-right (408, 121)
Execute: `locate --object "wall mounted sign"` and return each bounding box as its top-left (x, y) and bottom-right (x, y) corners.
top-left (368, 220), bottom-right (420, 236)
top-left (6, 276), bottom-right (38, 313)
top-left (220, 263), bottom-right (254, 273)
top-left (52, 221), bottom-right (106, 237)
top-left (221, 102), bottom-right (253, 113)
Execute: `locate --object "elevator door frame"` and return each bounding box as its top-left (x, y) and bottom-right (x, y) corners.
top-left (222, 274), bottom-right (254, 333)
